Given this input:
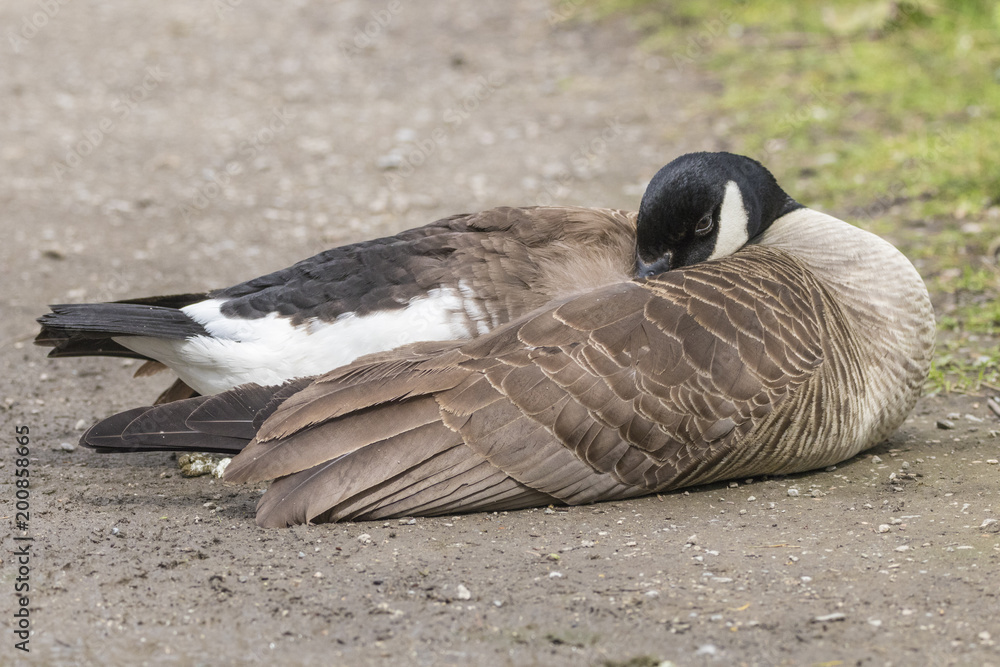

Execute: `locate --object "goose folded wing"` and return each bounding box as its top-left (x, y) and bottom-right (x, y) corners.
top-left (226, 246), bottom-right (826, 525)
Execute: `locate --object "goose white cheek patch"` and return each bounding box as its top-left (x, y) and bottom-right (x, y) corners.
top-left (708, 180), bottom-right (750, 261)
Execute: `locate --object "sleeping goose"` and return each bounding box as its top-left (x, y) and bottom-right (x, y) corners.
top-left (36, 207), bottom-right (637, 399)
top-left (78, 152), bottom-right (936, 527)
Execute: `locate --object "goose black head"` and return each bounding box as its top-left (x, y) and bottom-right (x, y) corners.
top-left (635, 152), bottom-right (802, 278)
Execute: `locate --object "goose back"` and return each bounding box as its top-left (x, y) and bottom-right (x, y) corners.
top-left (39, 206), bottom-right (638, 396)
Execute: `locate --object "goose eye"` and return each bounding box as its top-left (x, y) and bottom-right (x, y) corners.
top-left (695, 215), bottom-right (713, 235)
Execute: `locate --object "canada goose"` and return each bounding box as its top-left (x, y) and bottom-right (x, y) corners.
top-left (37, 207), bottom-right (637, 399)
top-left (78, 152), bottom-right (935, 527)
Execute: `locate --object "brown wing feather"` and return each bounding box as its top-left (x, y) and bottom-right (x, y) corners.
top-left (436, 206), bottom-right (637, 330)
top-left (228, 245), bottom-right (828, 524)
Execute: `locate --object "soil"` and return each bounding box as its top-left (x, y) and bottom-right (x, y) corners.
top-left (2, 2), bottom-right (999, 665)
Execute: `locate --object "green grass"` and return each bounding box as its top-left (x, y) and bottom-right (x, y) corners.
top-left (590, 0), bottom-right (1000, 391)
top-left (592, 0), bottom-right (999, 216)
top-left (927, 341), bottom-right (1000, 394)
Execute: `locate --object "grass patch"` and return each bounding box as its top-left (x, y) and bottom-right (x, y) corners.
top-left (589, 0), bottom-right (1000, 390)
top-left (590, 0), bottom-right (999, 218)
top-left (927, 339), bottom-right (1000, 394)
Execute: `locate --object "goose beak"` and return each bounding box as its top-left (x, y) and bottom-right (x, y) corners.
top-left (636, 252), bottom-right (673, 278)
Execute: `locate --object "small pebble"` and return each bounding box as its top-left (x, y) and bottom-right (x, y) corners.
top-left (548, 571), bottom-right (563, 579)
top-left (895, 545), bottom-right (910, 552)
top-left (59, 442), bottom-right (76, 452)
top-left (357, 533), bottom-right (372, 544)
top-left (871, 456), bottom-right (883, 464)
top-left (980, 518), bottom-right (997, 528)
top-left (456, 584), bottom-right (472, 600)
top-left (394, 128), bottom-right (417, 142)
top-left (376, 154), bottom-right (403, 170)
top-left (74, 418), bottom-right (87, 431)
top-left (810, 489), bottom-right (825, 498)
top-left (878, 524), bottom-right (890, 533)
top-left (812, 612), bottom-right (846, 623)
top-left (178, 453), bottom-right (230, 478)
top-left (987, 459), bottom-right (999, 465)
top-left (787, 488), bottom-right (800, 497)
top-left (936, 419), bottom-right (956, 430)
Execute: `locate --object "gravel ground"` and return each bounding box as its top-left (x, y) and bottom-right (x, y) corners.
top-left (2, 2), bottom-right (999, 665)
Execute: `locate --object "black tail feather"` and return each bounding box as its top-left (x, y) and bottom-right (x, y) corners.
top-left (34, 336), bottom-right (149, 360)
top-left (38, 302), bottom-right (209, 340)
top-left (35, 294), bottom-right (210, 359)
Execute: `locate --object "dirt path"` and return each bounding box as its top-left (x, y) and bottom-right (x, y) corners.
top-left (2, 2), bottom-right (998, 665)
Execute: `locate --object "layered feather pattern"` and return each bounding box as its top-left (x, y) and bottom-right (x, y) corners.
top-left (81, 218), bottom-right (933, 527)
top-left (67, 153), bottom-right (936, 527)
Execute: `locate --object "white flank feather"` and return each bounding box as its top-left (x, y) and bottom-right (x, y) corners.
top-left (114, 288), bottom-right (472, 395)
